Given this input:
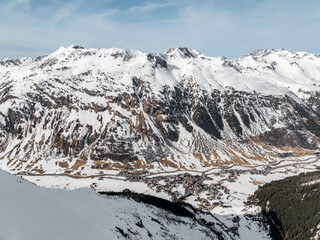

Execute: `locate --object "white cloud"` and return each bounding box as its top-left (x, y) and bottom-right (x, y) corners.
top-left (1, 0), bottom-right (29, 10)
top-left (125, 2), bottom-right (176, 13)
top-left (52, 3), bottom-right (78, 25)
top-left (8, 0), bottom-right (29, 7)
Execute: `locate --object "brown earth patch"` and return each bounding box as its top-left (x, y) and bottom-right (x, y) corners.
top-left (249, 177), bottom-right (263, 185)
top-left (71, 160), bottom-right (86, 170)
top-left (159, 157), bottom-right (178, 169)
top-left (32, 168), bottom-right (45, 174)
top-left (59, 161), bottom-right (69, 168)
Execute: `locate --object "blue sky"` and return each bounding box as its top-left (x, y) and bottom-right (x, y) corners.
top-left (0, 0), bottom-right (320, 59)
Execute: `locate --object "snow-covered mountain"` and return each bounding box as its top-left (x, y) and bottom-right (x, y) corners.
top-left (0, 45), bottom-right (320, 175)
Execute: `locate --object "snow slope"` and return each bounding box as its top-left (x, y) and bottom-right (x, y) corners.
top-left (0, 169), bottom-right (234, 240)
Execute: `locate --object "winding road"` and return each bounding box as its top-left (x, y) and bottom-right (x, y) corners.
top-left (15, 156), bottom-right (320, 180)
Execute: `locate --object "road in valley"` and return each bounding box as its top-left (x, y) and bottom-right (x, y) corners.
top-left (15, 156), bottom-right (319, 180)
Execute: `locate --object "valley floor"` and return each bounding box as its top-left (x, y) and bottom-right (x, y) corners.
top-left (14, 155), bottom-right (320, 239)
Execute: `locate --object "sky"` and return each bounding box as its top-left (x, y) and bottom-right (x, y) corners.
top-left (0, 0), bottom-right (320, 59)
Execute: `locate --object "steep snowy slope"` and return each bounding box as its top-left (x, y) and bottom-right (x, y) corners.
top-left (0, 169), bottom-right (236, 240)
top-left (0, 46), bottom-right (320, 175)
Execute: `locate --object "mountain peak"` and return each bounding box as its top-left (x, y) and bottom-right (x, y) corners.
top-left (54, 45), bottom-right (86, 54)
top-left (248, 48), bottom-right (286, 57)
top-left (246, 48), bottom-right (317, 59)
top-left (165, 47), bottom-right (200, 58)
top-left (67, 44), bottom-right (85, 50)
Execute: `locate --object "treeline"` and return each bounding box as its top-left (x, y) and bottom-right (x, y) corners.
top-left (249, 171), bottom-right (320, 240)
top-left (99, 190), bottom-right (194, 218)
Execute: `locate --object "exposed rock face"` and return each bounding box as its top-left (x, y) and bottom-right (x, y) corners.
top-left (0, 46), bottom-right (320, 174)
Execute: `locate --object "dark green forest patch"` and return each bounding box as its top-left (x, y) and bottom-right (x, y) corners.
top-left (249, 171), bottom-right (320, 240)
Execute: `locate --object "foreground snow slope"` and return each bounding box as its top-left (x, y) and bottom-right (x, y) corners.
top-left (0, 169), bottom-right (234, 240)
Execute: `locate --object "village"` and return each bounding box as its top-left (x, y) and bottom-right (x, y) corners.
top-left (117, 166), bottom-right (273, 212)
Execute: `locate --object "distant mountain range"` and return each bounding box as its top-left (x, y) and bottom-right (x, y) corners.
top-left (0, 45), bottom-right (320, 175)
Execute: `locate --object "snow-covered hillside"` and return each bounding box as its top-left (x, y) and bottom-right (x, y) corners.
top-left (0, 46), bottom-right (320, 175)
top-left (0, 169), bottom-right (237, 240)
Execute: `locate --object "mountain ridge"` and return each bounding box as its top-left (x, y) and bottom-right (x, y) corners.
top-left (0, 46), bottom-right (320, 175)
